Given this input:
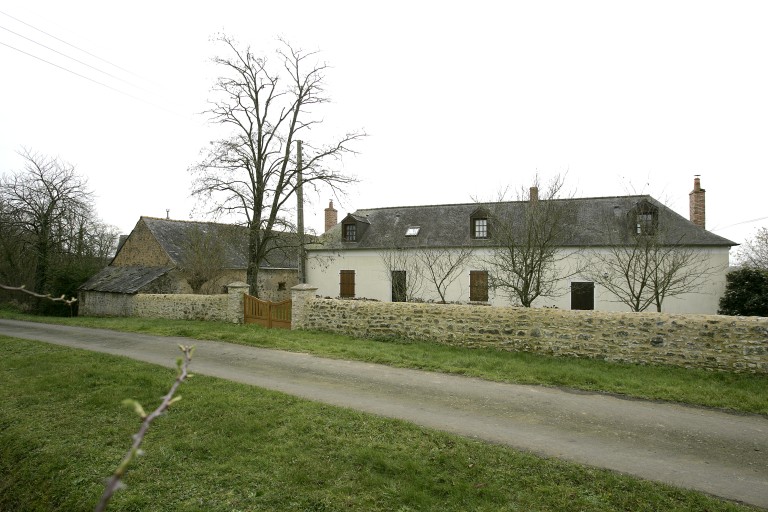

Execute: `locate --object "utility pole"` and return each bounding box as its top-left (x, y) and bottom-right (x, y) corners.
top-left (296, 140), bottom-right (306, 284)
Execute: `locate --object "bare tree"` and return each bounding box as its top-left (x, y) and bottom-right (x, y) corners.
top-left (176, 224), bottom-right (232, 294)
top-left (586, 237), bottom-right (656, 312)
top-left (0, 195), bottom-right (28, 286)
top-left (482, 174), bottom-right (580, 307)
top-left (585, 206), bottom-right (716, 312)
top-left (738, 227), bottom-right (768, 270)
top-left (190, 35), bottom-right (364, 296)
top-left (417, 247), bottom-right (473, 303)
top-left (0, 149), bottom-right (114, 306)
top-left (647, 242), bottom-right (714, 312)
top-left (378, 248), bottom-right (425, 302)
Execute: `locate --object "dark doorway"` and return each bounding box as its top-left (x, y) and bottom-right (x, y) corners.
top-left (340, 270), bottom-right (355, 298)
top-left (571, 282), bottom-right (594, 310)
top-left (392, 271), bottom-right (406, 302)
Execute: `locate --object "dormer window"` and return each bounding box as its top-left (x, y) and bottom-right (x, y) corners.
top-left (474, 218), bottom-right (488, 238)
top-left (631, 200), bottom-right (658, 236)
top-left (636, 213), bottom-right (653, 234)
top-left (405, 226), bottom-right (420, 236)
top-left (340, 213), bottom-right (370, 243)
top-left (470, 207), bottom-right (491, 239)
top-left (343, 223), bottom-right (357, 241)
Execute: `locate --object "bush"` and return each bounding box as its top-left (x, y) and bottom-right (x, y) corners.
top-left (718, 267), bottom-right (768, 316)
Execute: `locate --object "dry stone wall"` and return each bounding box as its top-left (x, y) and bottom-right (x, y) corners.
top-left (293, 295), bottom-right (768, 373)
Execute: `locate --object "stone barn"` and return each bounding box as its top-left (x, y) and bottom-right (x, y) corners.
top-left (78, 217), bottom-right (299, 316)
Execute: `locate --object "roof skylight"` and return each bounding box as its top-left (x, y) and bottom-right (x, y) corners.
top-left (405, 226), bottom-right (420, 236)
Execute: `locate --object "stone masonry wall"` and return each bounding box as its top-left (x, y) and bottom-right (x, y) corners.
top-left (111, 219), bottom-right (172, 267)
top-left (293, 296), bottom-right (768, 373)
top-left (133, 294), bottom-right (230, 322)
top-left (78, 291), bottom-right (134, 317)
top-left (80, 283), bottom-right (250, 323)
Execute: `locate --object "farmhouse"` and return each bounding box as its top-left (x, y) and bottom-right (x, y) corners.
top-left (78, 217), bottom-right (298, 316)
top-left (305, 178), bottom-right (735, 314)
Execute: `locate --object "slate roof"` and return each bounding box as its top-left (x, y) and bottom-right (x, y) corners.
top-left (141, 217), bottom-right (299, 269)
top-left (80, 218), bottom-right (301, 293)
top-left (314, 195), bottom-right (736, 251)
top-left (79, 265), bottom-right (173, 293)
top-left (141, 218), bottom-right (249, 268)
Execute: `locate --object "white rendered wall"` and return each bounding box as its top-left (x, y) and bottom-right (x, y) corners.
top-left (305, 246), bottom-right (730, 314)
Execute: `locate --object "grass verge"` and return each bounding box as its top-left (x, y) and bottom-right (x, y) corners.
top-left (0, 336), bottom-right (755, 511)
top-left (2, 311), bottom-right (766, 415)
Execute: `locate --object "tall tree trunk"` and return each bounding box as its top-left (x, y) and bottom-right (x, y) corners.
top-left (247, 227), bottom-right (261, 297)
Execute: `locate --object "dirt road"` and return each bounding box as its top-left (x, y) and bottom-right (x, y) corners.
top-left (1, 318), bottom-right (766, 509)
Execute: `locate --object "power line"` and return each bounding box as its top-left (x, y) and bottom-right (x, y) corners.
top-left (0, 40), bottom-right (181, 115)
top-left (0, 24), bottom-right (151, 93)
top-left (0, 8), bottom-right (141, 80)
top-left (0, 7), bottom-right (184, 110)
top-left (712, 215), bottom-right (768, 231)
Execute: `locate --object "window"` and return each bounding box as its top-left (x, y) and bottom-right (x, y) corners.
top-left (392, 271), bottom-right (407, 302)
top-left (340, 270), bottom-right (355, 298)
top-left (636, 213), bottom-right (654, 235)
top-left (473, 218), bottom-right (489, 239)
top-left (343, 223), bottom-right (357, 241)
top-left (470, 207), bottom-right (491, 239)
top-left (277, 282), bottom-right (286, 291)
top-left (632, 200), bottom-right (658, 236)
top-left (405, 226), bottom-right (420, 236)
top-left (470, 270), bottom-right (489, 301)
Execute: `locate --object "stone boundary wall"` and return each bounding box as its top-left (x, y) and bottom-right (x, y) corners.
top-left (291, 290), bottom-right (768, 373)
top-left (133, 282), bottom-right (249, 323)
top-left (133, 293), bottom-right (230, 322)
top-left (80, 282), bottom-right (250, 323)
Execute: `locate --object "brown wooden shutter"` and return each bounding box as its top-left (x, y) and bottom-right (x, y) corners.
top-left (470, 271), bottom-right (488, 301)
top-left (340, 270), bottom-right (355, 298)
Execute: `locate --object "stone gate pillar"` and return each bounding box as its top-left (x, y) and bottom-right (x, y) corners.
top-left (291, 283), bottom-right (318, 330)
top-left (226, 281), bottom-right (250, 324)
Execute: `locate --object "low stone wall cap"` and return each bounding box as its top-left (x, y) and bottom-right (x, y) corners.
top-left (227, 281), bottom-right (249, 287)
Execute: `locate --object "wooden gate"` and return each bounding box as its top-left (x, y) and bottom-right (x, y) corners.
top-left (243, 294), bottom-right (292, 329)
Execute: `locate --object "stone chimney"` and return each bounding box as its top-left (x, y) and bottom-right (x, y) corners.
top-left (530, 186), bottom-right (539, 204)
top-left (689, 175), bottom-right (705, 229)
top-left (324, 200), bottom-right (338, 233)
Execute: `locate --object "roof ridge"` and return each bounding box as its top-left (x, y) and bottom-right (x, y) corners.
top-left (141, 216), bottom-right (230, 225)
top-left (355, 194), bottom-right (653, 212)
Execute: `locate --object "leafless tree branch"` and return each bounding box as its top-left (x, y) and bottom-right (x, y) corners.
top-left (583, 203), bottom-right (719, 312)
top-left (378, 248), bottom-right (425, 302)
top-left (94, 345), bottom-right (194, 512)
top-left (481, 174), bottom-right (582, 307)
top-left (190, 35), bottom-right (365, 296)
top-left (0, 283), bottom-right (77, 305)
top-left (738, 227), bottom-right (768, 270)
top-left (417, 247), bottom-right (474, 303)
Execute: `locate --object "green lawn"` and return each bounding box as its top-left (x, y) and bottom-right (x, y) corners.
top-left (0, 336), bottom-right (756, 511)
top-left (3, 311), bottom-right (767, 415)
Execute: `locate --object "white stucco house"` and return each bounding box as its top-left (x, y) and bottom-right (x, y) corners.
top-left (305, 178), bottom-right (735, 314)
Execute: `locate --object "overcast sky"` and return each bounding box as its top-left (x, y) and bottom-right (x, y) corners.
top-left (1, 1), bottom-right (766, 253)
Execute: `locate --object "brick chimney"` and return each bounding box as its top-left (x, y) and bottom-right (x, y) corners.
top-left (324, 200), bottom-right (338, 233)
top-left (530, 186), bottom-right (539, 204)
top-left (689, 175), bottom-right (705, 229)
